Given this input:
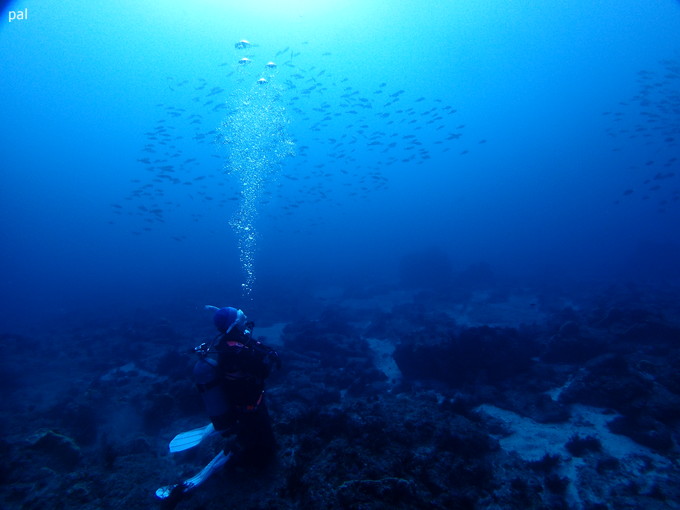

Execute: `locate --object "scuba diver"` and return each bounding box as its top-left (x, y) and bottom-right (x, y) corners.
top-left (156, 306), bottom-right (281, 507)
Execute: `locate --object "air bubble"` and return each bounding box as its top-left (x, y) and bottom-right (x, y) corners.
top-left (219, 76), bottom-right (295, 296)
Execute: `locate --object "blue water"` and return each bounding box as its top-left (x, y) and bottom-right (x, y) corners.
top-left (1, 0), bottom-right (679, 330)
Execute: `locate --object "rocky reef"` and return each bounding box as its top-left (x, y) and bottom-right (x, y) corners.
top-left (1, 281), bottom-right (679, 509)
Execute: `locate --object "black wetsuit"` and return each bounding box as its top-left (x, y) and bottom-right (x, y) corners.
top-left (209, 327), bottom-right (279, 467)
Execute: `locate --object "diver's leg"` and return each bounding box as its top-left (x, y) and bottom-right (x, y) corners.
top-left (182, 450), bottom-right (232, 489)
top-left (232, 403), bottom-right (276, 468)
top-left (155, 450), bottom-right (232, 501)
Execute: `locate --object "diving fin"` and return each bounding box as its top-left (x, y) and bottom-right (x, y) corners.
top-left (155, 483), bottom-right (184, 500)
top-left (169, 423), bottom-right (216, 453)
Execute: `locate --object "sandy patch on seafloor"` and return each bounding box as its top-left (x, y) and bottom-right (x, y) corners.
top-left (253, 322), bottom-right (286, 347)
top-left (366, 337), bottom-right (403, 383)
top-left (476, 402), bottom-right (673, 507)
top-left (476, 403), bottom-right (662, 461)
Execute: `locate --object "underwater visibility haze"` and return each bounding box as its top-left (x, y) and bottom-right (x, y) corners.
top-left (1, 0), bottom-right (678, 323)
top-left (2, 0), bottom-right (680, 509)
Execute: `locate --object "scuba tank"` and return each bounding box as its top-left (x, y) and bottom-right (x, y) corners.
top-left (193, 357), bottom-right (230, 431)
